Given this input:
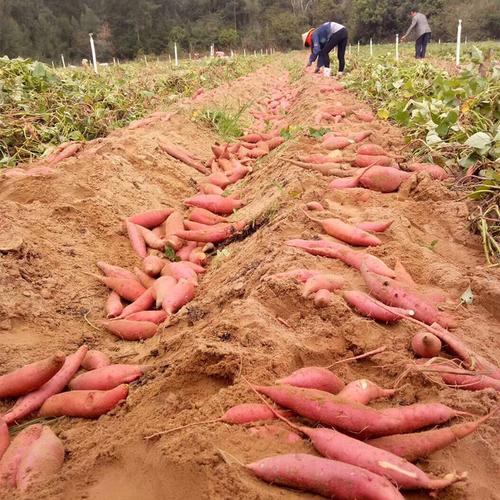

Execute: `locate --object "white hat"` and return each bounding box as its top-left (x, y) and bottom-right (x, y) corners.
top-left (302, 29), bottom-right (314, 47)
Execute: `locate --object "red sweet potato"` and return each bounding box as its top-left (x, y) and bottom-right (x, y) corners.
top-left (189, 207), bottom-right (227, 226)
top-left (343, 290), bottom-right (410, 322)
top-left (125, 220), bottom-right (147, 258)
top-left (69, 364), bottom-right (147, 391)
top-left (206, 172), bottom-right (231, 189)
top-left (394, 260), bottom-right (416, 285)
top-left (161, 262), bottom-right (198, 283)
top-left (81, 350), bottom-right (110, 371)
top-left (304, 214), bottom-right (381, 246)
top-left (411, 332), bottom-right (442, 358)
top-left (240, 133), bottom-right (262, 143)
top-left (302, 426), bottom-right (465, 490)
top-left (96, 262), bottom-right (137, 281)
top-left (305, 202), bottom-right (324, 211)
top-left (338, 379), bottom-right (395, 405)
top-left (0, 424), bottom-right (43, 487)
top-left (3, 346), bottom-right (88, 425)
top-left (0, 353), bottom-right (65, 399)
top-left (125, 310), bottom-right (167, 324)
top-left (99, 319), bottom-right (157, 340)
top-left (95, 275), bottom-right (146, 302)
top-left (221, 403), bottom-right (292, 424)
top-left (128, 208), bottom-right (174, 228)
top-left (134, 267), bottom-right (156, 288)
top-left (142, 255), bottom-right (166, 276)
top-left (119, 288), bottom-right (155, 318)
top-left (266, 136), bottom-right (285, 150)
top-left (360, 259), bottom-right (456, 328)
top-left (313, 289), bottom-right (333, 307)
top-left (183, 261), bottom-right (206, 273)
top-left (303, 274), bottom-right (345, 297)
top-left (162, 211), bottom-right (185, 251)
top-left (354, 154), bottom-right (394, 168)
top-left (159, 141), bottom-right (209, 174)
top-left (247, 453), bottom-right (404, 500)
top-left (328, 176), bottom-right (360, 189)
top-left (256, 384), bottom-right (465, 438)
top-left (323, 134), bottom-right (354, 150)
top-left (16, 426), bottom-right (64, 491)
top-left (355, 220), bottom-right (393, 233)
top-left (138, 226), bottom-right (166, 250)
top-left (355, 110), bottom-right (375, 122)
top-left (199, 183), bottom-right (224, 195)
top-left (408, 162), bottom-right (449, 180)
top-left (39, 384), bottom-right (128, 418)
top-left (105, 291), bottom-right (123, 318)
top-left (189, 249), bottom-right (207, 266)
top-left (153, 276), bottom-right (178, 307)
top-left (184, 194), bottom-right (243, 214)
top-left (367, 411), bottom-right (496, 461)
top-left (227, 165), bottom-right (251, 183)
top-left (162, 279), bottom-right (195, 314)
top-left (0, 420), bottom-right (8, 461)
top-left (276, 368), bottom-right (345, 394)
top-left (175, 221), bottom-right (247, 243)
top-left (350, 131), bottom-right (372, 143)
top-left (358, 166), bottom-right (411, 192)
top-left (357, 143), bottom-right (388, 156)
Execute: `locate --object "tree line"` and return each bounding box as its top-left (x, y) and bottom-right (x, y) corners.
top-left (0, 0), bottom-right (498, 63)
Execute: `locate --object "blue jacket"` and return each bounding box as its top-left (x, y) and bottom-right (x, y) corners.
top-left (308, 22), bottom-right (345, 65)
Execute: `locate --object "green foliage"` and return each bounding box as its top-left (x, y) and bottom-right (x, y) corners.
top-left (197, 103), bottom-right (250, 141)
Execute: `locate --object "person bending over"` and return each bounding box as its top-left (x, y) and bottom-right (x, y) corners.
top-left (302, 21), bottom-right (348, 75)
top-left (401, 8), bottom-right (432, 59)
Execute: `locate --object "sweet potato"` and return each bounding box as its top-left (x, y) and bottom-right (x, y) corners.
top-left (303, 274), bottom-right (345, 297)
top-left (328, 176), bottom-right (360, 189)
top-left (142, 255), bottom-right (166, 276)
top-left (0, 420), bottom-right (8, 461)
top-left (133, 267), bottom-right (156, 288)
top-left (313, 289), bottom-right (333, 307)
top-left (39, 384), bottom-right (128, 418)
top-left (343, 290), bottom-right (410, 322)
top-left (255, 384), bottom-right (465, 438)
top-left (175, 221), bottom-right (246, 243)
top-left (247, 453), bottom-right (404, 500)
top-left (221, 403), bottom-right (292, 424)
top-left (206, 172), bottom-right (231, 188)
top-left (277, 368), bottom-right (345, 394)
top-left (338, 379), bottom-right (395, 405)
top-left (298, 154), bottom-right (333, 164)
top-left (350, 131), bottom-right (372, 143)
top-left (161, 262), bottom-right (198, 283)
top-left (266, 136), bottom-right (285, 150)
top-left (4, 346), bottom-right (88, 425)
top-left (302, 426), bottom-right (465, 490)
top-left (407, 162), bottom-right (449, 180)
top-left (358, 166), bottom-right (411, 192)
top-left (394, 260), bottom-right (416, 285)
top-left (105, 291), bottom-right (123, 318)
top-left (357, 143), bottom-right (388, 156)
top-left (189, 249), bottom-right (207, 266)
top-left (0, 353), bottom-right (65, 399)
top-left (199, 183), bottom-right (224, 195)
top-left (162, 279), bottom-right (196, 314)
top-left (189, 207), bottom-right (227, 226)
top-left (303, 213), bottom-right (381, 247)
top-left (125, 220), bottom-right (147, 258)
top-left (125, 310), bottom-right (167, 324)
top-left (355, 110), bottom-right (375, 122)
top-left (119, 288), bottom-right (155, 318)
top-left (360, 259), bottom-right (455, 328)
top-left (81, 350), bottom-right (110, 371)
top-left (286, 239), bottom-right (395, 277)
top-left (355, 220), bottom-right (393, 233)
top-left (128, 208), bottom-right (174, 228)
top-left (159, 140), bottom-right (209, 174)
top-left (184, 194), bottom-right (243, 214)
top-left (96, 262), bottom-right (137, 281)
top-left (354, 154), bottom-right (393, 168)
top-left (227, 165), bottom-right (251, 183)
top-left (411, 332), bottom-right (442, 358)
top-left (153, 276), bottom-right (178, 307)
top-left (0, 424), bottom-right (43, 487)
top-left (99, 319), bottom-right (157, 340)
top-left (162, 211), bottom-right (184, 251)
top-left (367, 411), bottom-right (496, 461)
top-left (69, 364), bottom-right (147, 391)
top-left (94, 275), bottom-right (146, 302)
top-left (183, 261), bottom-right (206, 273)
top-left (16, 426), bottom-right (64, 491)
top-left (240, 133), bottom-right (262, 143)
top-left (176, 241), bottom-right (197, 261)
top-left (323, 134), bottom-right (354, 150)
top-left (138, 226), bottom-right (166, 250)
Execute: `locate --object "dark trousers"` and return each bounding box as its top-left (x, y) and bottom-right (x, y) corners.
top-left (415, 32), bottom-right (431, 58)
top-left (318, 27), bottom-right (348, 71)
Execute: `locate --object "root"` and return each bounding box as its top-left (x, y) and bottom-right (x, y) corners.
top-left (217, 448), bottom-right (244, 467)
top-left (83, 311), bottom-right (101, 332)
top-left (144, 418), bottom-right (221, 439)
top-left (326, 345), bottom-right (387, 368)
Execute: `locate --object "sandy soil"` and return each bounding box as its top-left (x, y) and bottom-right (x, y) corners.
top-left (0, 60), bottom-right (499, 500)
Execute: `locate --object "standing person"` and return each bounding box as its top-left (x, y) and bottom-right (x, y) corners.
top-left (302, 21), bottom-right (348, 75)
top-left (401, 9), bottom-right (432, 59)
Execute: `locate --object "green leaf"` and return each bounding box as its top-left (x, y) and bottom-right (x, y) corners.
top-left (308, 127), bottom-right (329, 138)
top-left (164, 246), bottom-right (180, 262)
top-left (377, 108), bottom-right (390, 120)
top-left (465, 132), bottom-right (492, 150)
